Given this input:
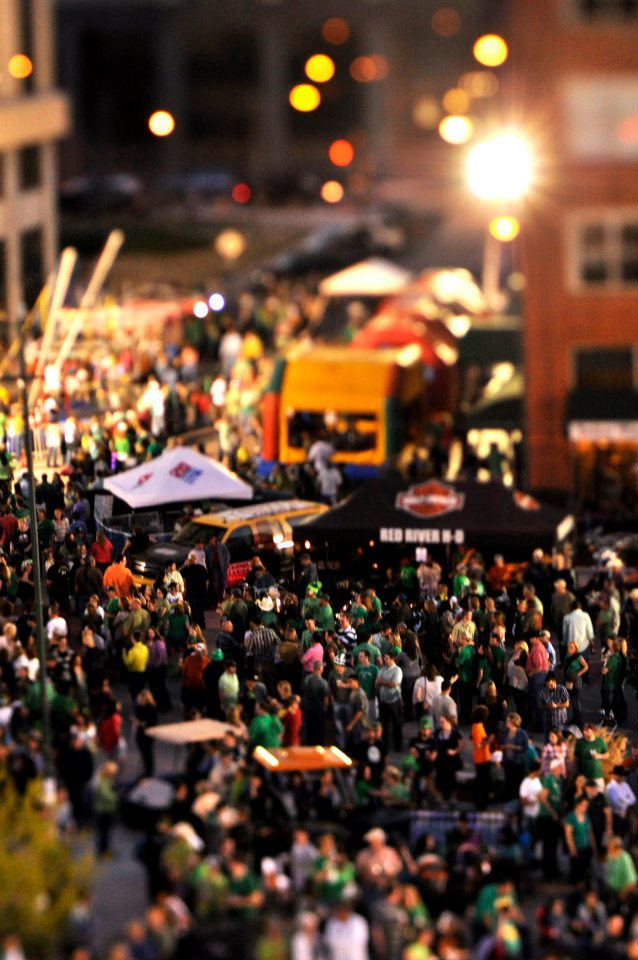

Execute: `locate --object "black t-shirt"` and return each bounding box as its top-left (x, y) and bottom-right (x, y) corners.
top-left (353, 736), bottom-right (388, 785)
top-left (409, 732), bottom-right (436, 775)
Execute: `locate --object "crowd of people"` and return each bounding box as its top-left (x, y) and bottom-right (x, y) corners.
top-left (1, 292), bottom-right (638, 959)
top-left (3, 432), bottom-right (638, 959)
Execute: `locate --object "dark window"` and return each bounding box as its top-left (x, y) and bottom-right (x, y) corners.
top-left (19, 145), bottom-right (41, 190)
top-left (16, 0), bottom-right (34, 93)
top-left (227, 524), bottom-right (252, 554)
top-left (577, 0), bottom-right (638, 16)
top-left (21, 228), bottom-right (44, 307)
top-left (575, 347), bottom-right (634, 391)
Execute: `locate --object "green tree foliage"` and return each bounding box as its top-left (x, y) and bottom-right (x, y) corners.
top-left (0, 775), bottom-right (93, 957)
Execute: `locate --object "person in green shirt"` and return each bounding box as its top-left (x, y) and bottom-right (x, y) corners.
top-left (315, 594), bottom-right (336, 632)
top-left (601, 639), bottom-right (625, 723)
top-left (456, 636), bottom-right (476, 724)
top-left (574, 724), bottom-right (608, 783)
top-left (226, 857), bottom-right (263, 919)
top-left (604, 836), bottom-right (638, 900)
top-left (248, 700), bottom-right (283, 749)
top-left (352, 639), bottom-right (382, 667)
top-left (355, 649), bottom-right (380, 715)
top-left (564, 796), bottom-right (596, 884)
top-left (536, 759), bottom-right (565, 879)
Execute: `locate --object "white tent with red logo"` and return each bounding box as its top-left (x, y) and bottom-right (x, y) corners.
top-left (103, 446), bottom-right (253, 509)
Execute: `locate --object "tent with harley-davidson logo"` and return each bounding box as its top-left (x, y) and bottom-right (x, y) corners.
top-left (298, 476), bottom-right (574, 553)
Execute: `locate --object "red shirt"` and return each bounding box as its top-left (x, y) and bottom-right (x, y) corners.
top-left (282, 705), bottom-right (302, 746)
top-left (525, 642), bottom-right (549, 676)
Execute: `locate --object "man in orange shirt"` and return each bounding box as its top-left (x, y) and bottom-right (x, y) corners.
top-left (102, 555), bottom-right (135, 600)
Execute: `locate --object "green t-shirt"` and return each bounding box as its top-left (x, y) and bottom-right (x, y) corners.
top-left (353, 642), bottom-right (381, 665)
top-left (356, 663), bottom-right (379, 699)
top-left (605, 850), bottom-right (638, 892)
top-left (603, 652), bottom-right (622, 690)
top-left (574, 736), bottom-right (607, 779)
top-left (249, 712), bottom-right (283, 749)
top-left (457, 644), bottom-right (475, 683)
top-left (565, 810), bottom-right (592, 850)
top-left (538, 774), bottom-right (563, 818)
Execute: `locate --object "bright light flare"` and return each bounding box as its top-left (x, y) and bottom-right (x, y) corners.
top-left (305, 54), bottom-right (335, 83)
top-left (489, 216), bottom-right (521, 242)
top-left (148, 110), bottom-right (175, 137)
top-left (439, 115), bottom-right (474, 145)
top-left (193, 301), bottom-right (209, 319)
top-left (467, 134), bottom-right (532, 200)
top-left (473, 34), bottom-right (508, 68)
top-left (289, 83), bottom-right (321, 112)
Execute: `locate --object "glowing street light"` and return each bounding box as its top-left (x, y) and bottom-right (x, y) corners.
top-left (489, 216), bottom-right (520, 242)
top-left (467, 133), bottom-right (532, 200)
top-left (289, 84), bottom-right (321, 112)
top-left (473, 34), bottom-right (508, 68)
top-left (466, 134), bottom-right (532, 309)
top-left (148, 110), bottom-right (175, 137)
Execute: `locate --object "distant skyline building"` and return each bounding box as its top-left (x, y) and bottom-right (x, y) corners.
top-left (55, 0), bottom-right (493, 194)
top-left (0, 0), bottom-right (69, 330)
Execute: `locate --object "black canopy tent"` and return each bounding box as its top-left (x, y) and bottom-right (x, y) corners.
top-left (298, 476), bottom-right (574, 558)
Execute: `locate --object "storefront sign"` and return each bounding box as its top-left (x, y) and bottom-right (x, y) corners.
top-left (568, 421), bottom-right (638, 442)
top-left (379, 527), bottom-right (464, 545)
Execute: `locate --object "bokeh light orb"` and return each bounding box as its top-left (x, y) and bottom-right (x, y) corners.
top-left (412, 96), bottom-right (442, 130)
top-left (431, 7), bottom-right (462, 37)
top-left (148, 110), bottom-right (175, 137)
top-left (322, 17), bottom-right (351, 45)
top-left (193, 301), bottom-right (209, 319)
top-left (329, 139), bottom-right (355, 167)
top-left (459, 70), bottom-right (499, 98)
top-left (350, 57), bottom-right (376, 83)
top-left (232, 182), bottom-right (252, 204)
top-left (439, 115), bottom-right (474, 145)
top-left (473, 34), bottom-right (508, 68)
top-left (208, 293), bottom-right (226, 312)
top-left (305, 54), bottom-right (335, 83)
top-left (442, 87), bottom-right (470, 114)
top-left (321, 180), bottom-right (344, 203)
top-left (289, 83), bottom-right (321, 111)
top-left (489, 216), bottom-right (520, 242)
top-left (8, 54), bottom-right (32, 79)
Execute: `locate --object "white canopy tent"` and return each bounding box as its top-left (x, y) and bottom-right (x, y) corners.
top-left (319, 257), bottom-right (413, 297)
top-left (103, 446), bottom-right (253, 509)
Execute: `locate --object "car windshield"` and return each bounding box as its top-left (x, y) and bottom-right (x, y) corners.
top-left (172, 521), bottom-right (226, 546)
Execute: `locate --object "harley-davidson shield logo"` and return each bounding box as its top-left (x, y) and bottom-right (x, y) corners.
top-left (396, 481), bottom-right (464, 518)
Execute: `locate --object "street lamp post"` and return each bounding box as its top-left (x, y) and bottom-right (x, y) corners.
top-left (17, 328), bottom-right (54, 786)
top-left (466, 133), bottom-right (532, 310)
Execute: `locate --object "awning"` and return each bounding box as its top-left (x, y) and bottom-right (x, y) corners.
top-left (566, 390), bottom-right (638, 441)
top-left (146, 719), bottom-right (247, 744)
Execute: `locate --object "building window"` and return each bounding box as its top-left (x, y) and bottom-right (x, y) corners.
top-left (21, 228), bottom-right (44, 307)
top-left (562, 76), bottom-right (638, 161)
top-left (569, 213), bottom-right (638, 288)
top-left (574, 0), bottom-right (638, 17)
top-left (574, 346), bottom-right (635, 391)
top-left (19, 146), bottom-right (41, 190)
